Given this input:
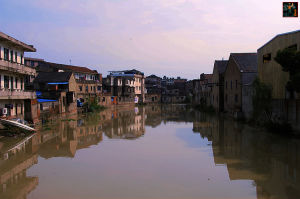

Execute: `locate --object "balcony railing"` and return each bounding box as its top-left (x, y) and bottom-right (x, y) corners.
top-left (0, 89), bottom-right (36, 99)
top-left (0, 59), bottom-right (36, 76)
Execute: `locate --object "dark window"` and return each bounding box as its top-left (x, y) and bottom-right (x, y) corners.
top-left (79, 86), bottom-right (82, 91)
top-left (21, 78), bottom-right (23, 90)
top-left (97, 86), bottom-right (101, 91)
top-left (20, 54), bottom-right (23, 64)
top-left (288, 44), bottom-right (297, 51)
top-left (10, 51), bottom-right (13, 63)
top-left (4, 76), bottom-right (9, 88)
top-left (263, 53), bottom-right (271, 63)
top-left (21, 103), bottom-right (23, 114)
top-left (102, 97), bottom-right (105, 102)
top-left (85, 86), bottom-right (88, 92)
top-left (93, 86), bottom-right (96, 92)
top-left (15, 78), bottom-right (18, 89)
top-left (10, 77), bottom-right (13, 89)
top-left (15, 104), bottom-right (18, 115)
top-left (15, 52), bottom-right (17, 63)
top-left (31, 61), bottom-right (34, 67)
top-left (235, 94), bottom-right (238, 103)
top-left (40, 103), bottom-right (43, 111)
top-left (4, 48), bottom-right (9, 61)
top-left (91, 86), bottom-right (92, 91)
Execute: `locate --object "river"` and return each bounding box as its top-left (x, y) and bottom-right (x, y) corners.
top-left (0, 105), bottom-right (299, 199)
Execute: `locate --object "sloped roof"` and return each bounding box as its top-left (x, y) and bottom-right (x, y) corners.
top-left (214, 60), bottom-right (228, 74)
top-left (258, 29), bottom-right (300, 50)
top-left (34, 72), bottom-right (72, 83)
top-left (231, 53), bottom-right (257, 72)
top-left (38, 61), bottom-right (98, 74)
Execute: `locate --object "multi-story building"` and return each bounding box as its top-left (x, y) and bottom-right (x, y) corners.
top-left (145, 75), bottom-right (162, 103)
top-left (211, 60), bottom-right (228, 112)
top-left (24, 59), bottom-right (102, 103)
top-left (104, 69), bottom-right (145, 104)
top-left (0, 32), bottom-right (37, 121)
top-left (224, 53), bottom-right (257, 119)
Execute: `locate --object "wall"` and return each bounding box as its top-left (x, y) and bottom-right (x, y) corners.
top-left (257, 31), bottom-right (300, 99)
top-left (224, 57), bottom-right (242, 113)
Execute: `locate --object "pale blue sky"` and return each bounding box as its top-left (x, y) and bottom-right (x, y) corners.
top-left (0, 0), bottom-right (299, 79)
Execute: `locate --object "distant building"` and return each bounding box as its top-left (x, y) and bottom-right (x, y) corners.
top-left (0, 32), bottom-right (37, 121)
top-left (200, 73), bottom-right (213, 106)
top-left (161, 76), bottom-right (187, 103)
top-left (224, 53), bottom-right (257, 119)
top-left (211, 60), bottom-right (228, 112)
top-left (104, 69), bottom-right (145, 104)
top-left (145, 75), bottom-right (161, 103)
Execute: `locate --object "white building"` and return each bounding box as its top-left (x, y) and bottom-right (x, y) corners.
top-left (0, 32), bottom-right (36, 119)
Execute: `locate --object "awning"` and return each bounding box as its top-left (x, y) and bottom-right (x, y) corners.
top-left (47, 82), bottom-right (69, 85)
top-left (37, 99), bottom-right (57, 103)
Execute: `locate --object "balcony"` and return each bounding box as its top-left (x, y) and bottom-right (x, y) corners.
top-left (0, 59), bottom-right (36, 76)
top-left (0, 89), bottom-right (36, 100)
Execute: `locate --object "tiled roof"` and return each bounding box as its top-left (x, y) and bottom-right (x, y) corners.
top-left (214, 60), bottom-right (228, 74)
top-left (39, 61), bottom-right (98, 74)
top-left (231, 53), bottom-right (257, 72)
top-left (34, 72), bottom-right (72, 83)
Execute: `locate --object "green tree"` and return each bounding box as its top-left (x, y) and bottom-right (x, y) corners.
top-left (252, 78), bottom-right (272, 122)
top-left (274, 47), bottom-right (300, 94)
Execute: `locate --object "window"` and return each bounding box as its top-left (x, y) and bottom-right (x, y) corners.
top-left (263, 53), bottom-right (271, 63)
top-left (288, 44), bottom-right (297, 51)
top-left (4, 48), bottom-right (9, 61)
top-left (21, 103), bottom-right (23, 114)
top-left (97, 86), bottom-right (101, 91)
top-left (4, 76), bottom-right (9, 88)
top-left (15, 52), bottom-right (17, 63)
top-left (10, 77), bottom-right (13, 89)
top-left (235, 94), bottom-right (238, 103)
top-left (236, 80), bottom-right (238, 89)
top-left (91, 86), bottom-right (93, 91)
top-left (79, 86), bottom-right (82, 91)
top-left (86, 86), bottom-right (88, 92)
top-left (10, 51), bottom-right (13, 63)
top-left (21, 78), bottom-right (23, 90)
top-left (20, 54), bottom-right (23, 64)
top-left (15, 78), bottom-right (18, 89)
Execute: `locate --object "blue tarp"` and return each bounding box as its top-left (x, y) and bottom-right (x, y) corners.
top-left (37, 99), bottom-right (57, 103)
top-left (47, 82), bottom-right (69, 85)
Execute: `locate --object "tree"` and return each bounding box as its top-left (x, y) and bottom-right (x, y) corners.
top-left (252, 78), bottom-right (272, 121)
top-left (274, 47), bottom-right (300, 94)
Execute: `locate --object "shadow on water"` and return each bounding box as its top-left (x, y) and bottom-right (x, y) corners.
top-left (0, 104), bottom-right (299, 199)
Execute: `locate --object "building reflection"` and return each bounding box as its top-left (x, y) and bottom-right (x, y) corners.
top-left (103, 107), bottom-right (145, 139)
top-left (0, 134), bottom-right (38, 199)
top-left (193, 113), bottom-right (300, 199)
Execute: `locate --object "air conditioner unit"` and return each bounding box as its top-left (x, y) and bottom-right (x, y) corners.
top-left (2, 108), bottom-right (7, 115)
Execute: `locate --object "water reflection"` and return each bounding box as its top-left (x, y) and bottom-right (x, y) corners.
top-left (0, 105), bottom-right (299, 199)
top-left (193, 111), bottom-right (300, 199)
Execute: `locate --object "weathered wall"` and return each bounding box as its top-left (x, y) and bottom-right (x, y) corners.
top-left (258, 31), bottom-right (300, 99)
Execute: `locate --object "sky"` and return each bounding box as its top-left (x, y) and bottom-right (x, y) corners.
top-left (0, 0), bottom-right (299, 79)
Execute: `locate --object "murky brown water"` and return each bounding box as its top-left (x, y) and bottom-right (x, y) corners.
top-left (0, 105), bottom-right (300, 199)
